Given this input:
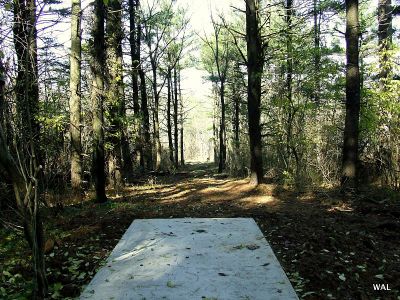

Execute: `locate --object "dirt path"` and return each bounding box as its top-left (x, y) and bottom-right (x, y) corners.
top-left (2, 163), bottom-right (399, 299)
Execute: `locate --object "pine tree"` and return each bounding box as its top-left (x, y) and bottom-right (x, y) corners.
top-left (69, 0), bottom-right (82, 192)
top-left (246, 0), bottom-right (265, 185)
top-left (90, 0), bottom-right (107, 203)
top-left (341, 0), bottom-right (361, 188)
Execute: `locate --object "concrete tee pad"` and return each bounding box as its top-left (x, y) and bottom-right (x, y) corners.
top-left (80, 218), bottom-right (298, 300)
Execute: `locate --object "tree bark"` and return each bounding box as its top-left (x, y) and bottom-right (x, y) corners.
top-left (134, 2), bottom-right (152, 170)
top-left (13, 0), bottom-right (48, 291)
top-left (0, 124), bottom-right (48, 299)
top-left (179, 69), bottom-right (185, 166)
top-left (70, 0), bottom-right (82, 192)
top-left (233, 89), bottom-right (240, 148)
top-left (246, 0), bottom-right (264, 185)
top-left (378, 0), bottom-right (392, 81)
top-left (206, 21), bottom-right (229, 172)
top-left (8, 5), bottom-right (49, 291)
top-left (313, 0), bottom-right (321, 103)
top-left (129, 0), bottom-right (140, 115)
top-left (120, 44), bottom-right (132, 179)
top-left (341, 0), bottom-right (361, 188)
top-left (173, 66), bottom-right (179, 167)
top-left (286, 0), bottom-right (293, 105)
top-left (13, 0), bottom-right (41, 167)
top-left (106, 0), bottom-right (131, 189)
top-left (90, 0), bottom-right (107, 203)
top-left (218, 80), bottom-right (226, 173)
top-left (231, 64), bottom-right (241, 149)
top-left (151, 59), bottom-right (162, 170)
top-left (139, 67), bottom-right (152, 169)
top-left (167, 66), bottom-right (174, 164)
top-left (285, 0), bottom-right (295, 174)
top-left (213, 85), bottom-right (219, 164)
top-left (0, 60), bottom-right (5, 124)
top-left (129, 0), bottom-right (144, 169)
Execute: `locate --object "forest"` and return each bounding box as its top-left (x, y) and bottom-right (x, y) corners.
top-left (0, 0), bottom-right (399, 299)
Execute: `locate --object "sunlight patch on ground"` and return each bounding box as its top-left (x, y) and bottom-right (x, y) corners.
top-left (327, 203), bottom-right (354, 212)
top-left (120, 177), bottom-right (287, 209)
top-left (199, 180), bottom-right (253, 195)
top-left (238, 195), bottom-right (277, 206)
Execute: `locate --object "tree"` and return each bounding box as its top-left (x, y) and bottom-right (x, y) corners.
top-left (285, 0), bottom-right (293, 108)
top-left (139, 66), bottom-right (152, 169)
top-left (142, 1), bottom-right (188, 170)
top-left (8, 1), bottom-right (50, 292)
top-left (0, 59), bottom-right (4, 122)
top-left (246, 0), bottom-right (265, 185)
top-left (313, 0), bottom-right (321, 103)
top-left (129, 0), bottom-right (141, 115)
top-left (69, 0), bottom-right (82, 192)
top-left (377, 0), bottom-right (398, 81)
top-left (166, 44), bottom-right (185, 168)
top-left (167, 60), bottom-right (174, 163)
top-left (13, 0), bottom-right (41, 167)
top-left (0, 122), bottom-right (48, 299)
top-left (201, 18), bottom-right (232, 173)
top-left (129, 0), bottom-right (152, 170)
top-left (142, 1), bottom-right (173, 170)
top-left (173, 66), bottom-right (179, 167)
top-left (179, 68), bottom-right (185, 166)
top-left (284, 0), bottom-right (296, 177)
top-left (90, 0), bottom-right (107, 203)
top-left (229, 62), bottom-right (243, 152)
top-left (142, 1), bottom-right (187, 170)
top-left (129, 0), bottom-right (145, 170)
top-left (341, 0), bottom-right (361, 188)
top-left (106, 0), bottom-right (132, 189)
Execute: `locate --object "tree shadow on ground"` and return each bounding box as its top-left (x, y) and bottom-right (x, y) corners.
top-left (3, 163), bottom-right (398, 299)
top-left (106, 164), bottom-right (399, 299)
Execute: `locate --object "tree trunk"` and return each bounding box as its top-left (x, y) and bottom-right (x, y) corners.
top-left (0, 123), bottom-right (48, 299)
top-left (0, 60), bottom-right (5, 124)
top-left (313, 0), bottom-right (321, 103)
top-left (106, 0), bottom-right (130, 189)
top-left (90, 0), bottom-right (107, 203)
top-left (69, 0), bottom-right (82, 192)
top-left (129, 0), bottom-right (140, 115)
top-left (173, 66), bottom-right (179, 167)
top-left (232, 64), bottom-right (241, 149)
top-left (167, 66), bottom-right (174, 164)
top-left (129, 0), bottom-right (144, 169)
top-left (13, 0), bottom-right (41, 168)
top-left (151, 59), bottom-right (162, 170)
top-left (134, 3), bottom-right (152, 170)
top-left (378, 0), bottom-right (392, 81)
top-left (179, 70), bottom-right (184, 166)
top-left (285, 0), bottom-right (300, 181)
top-left (341, 0), bottom-right (361, 188)
top-left (234, 94), bottom-right (240, 147)
top-left (285, 0), bottom-right (294, 170)
top-left (218, 80), bottom-right (226, 173)
top-left (286, 0), bottom-right (293, 104)
top-left (139, 67), bottom-right (152, 169)
top-left (213, 85), bottom-right (219, 164)
top-left (246, 0), bottom-right (264, 185)
top-left (8, 4), bottom-right (49, 291)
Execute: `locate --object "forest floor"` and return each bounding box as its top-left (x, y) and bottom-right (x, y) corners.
top-left (1, 163), bottom-right (400, 299)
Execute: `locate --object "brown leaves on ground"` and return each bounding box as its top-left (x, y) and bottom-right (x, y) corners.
top-left (2, 163), bottom-right (399, 299)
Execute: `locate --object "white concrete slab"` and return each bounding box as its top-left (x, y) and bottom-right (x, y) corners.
top-left (80, 218), bottom-right (298, 300)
